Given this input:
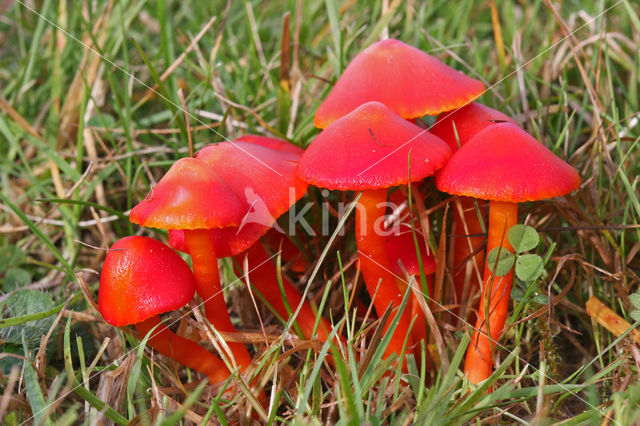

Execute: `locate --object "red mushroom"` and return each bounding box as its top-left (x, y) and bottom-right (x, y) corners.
top-left (431, 103), bottom-right (516, 319)
top-left (98, 236), bottom-right (230, 384)
top-left (436, 122), bottom-right (580, 384)
top-left (167, 137), bottom-right (337, 344)
top-left (314, 39), bottom-right (485, 129)
top-left (129, 157), bottom-right (253, 368)
top-left (297, 101), bottom-right (451, 358)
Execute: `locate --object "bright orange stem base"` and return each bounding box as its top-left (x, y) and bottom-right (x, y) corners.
top-left (464, 201), bottom-right (517, 384)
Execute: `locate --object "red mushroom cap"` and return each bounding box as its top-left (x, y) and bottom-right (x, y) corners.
top-left (196, 140), bottom-right (307, 220)
top-left (98, 236), bottom-right (196, 327)
top-left (387, 231), bottom-right (436, 277)
top-left (167, 137), bottom-right (308, 257)
top-left (314, 39), bottom-right (485, 128)
top-left (129, 157), bottom-right (245, 230)
top-left (430, 103), bottom-right (515, 152)
top-left (436, 122), bottom-right (581, 202)
top-left (298, 101), bottom-right (452, 191)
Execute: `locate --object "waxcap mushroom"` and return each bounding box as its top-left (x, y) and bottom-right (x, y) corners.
top-left (129, 138), bottom-right (309, 370)
top-left (314, 38), bottom-right (485, 128)
top-left (98, 236), bottom-right (233, 385)
top-left (129, 157), bottom-right (244, 230)
top-left (167, 137), bottom-right (308, 257)
top-left (298, 101), bottom-right (451, 360)
top-left (299, 101), bottom-right (452, 191)
top-left (436, 122), bottom-right (580, 202)
top-left (431, 103), bottom-right (515, 314)
top-left (98, 236), bottom-right (196, 327)
top-left (435, 122), bottom-right (580, 384)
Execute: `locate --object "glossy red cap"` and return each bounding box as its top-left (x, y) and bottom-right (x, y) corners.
top-left (98, 236), bottom-right (196, 327)
top-left (168, 137), bottom-right (308, 257)
top-left (436, 123), bottom-right (581, 202)
top-left (299, 102), bottom-right (452, 191)
top-left (196, 140), bottom-right (308, 221)
top-left (314, 39), bottom-right (485, 128)
top-left (387, 231), bottom-right (436, 277)
top-left (129, 157), bottom-right (244, 230)
top-left (430, 103), bottom-right (515, 152)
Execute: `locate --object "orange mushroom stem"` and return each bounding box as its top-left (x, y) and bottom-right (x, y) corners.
top-left (463, 201), bottom-right (517, 384)
top-left (236, 241), bottom-right (336, 343)
top-left (386, 229), bottom-right (436, 357)
top-left (135, 316), bottom-right (230, 384)
top-left (356, 189), bottom-right (415, 356)
top-left (184, 229), bottom-right (253, 368)
top-left (451, 196), bottom-right (486, 318)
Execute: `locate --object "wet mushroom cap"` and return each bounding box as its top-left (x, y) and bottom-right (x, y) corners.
top-left (196, 140), bottom-right (307, 221)
top-left (129, 157), bottom-right (245, 230)
top-left (314, 38), bottom-right (485, 128)
top-left (436, 122), bottom-right (581, 202)
top-left (299, 101), bottom-right (452, 191)
top-left (168, 137), bottom-right (308, 257)
top-left (98, 236), bottom-right (196, 327)
top-left (430, 103), bottom-right (515, 152)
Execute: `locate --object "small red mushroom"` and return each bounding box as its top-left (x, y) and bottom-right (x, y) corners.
top-left (314, 39), bottom-right (485, 128)
top-left (98, 236), bottom-right (230, 384)
top-left (436, 122), bottom-right (581, 384)
top-left (298, 101), bottom-right (452, 359)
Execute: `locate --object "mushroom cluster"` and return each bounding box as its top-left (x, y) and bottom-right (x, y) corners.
top-left (97, 37), bottom-right (581, 401)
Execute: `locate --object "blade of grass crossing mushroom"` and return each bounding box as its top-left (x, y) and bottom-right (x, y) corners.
top-left (359, 288), bottom-right (413, 388)
top-left (275, 248), bottom-right (305, 338)
top-left (284, 193), bottom-right (360, 339)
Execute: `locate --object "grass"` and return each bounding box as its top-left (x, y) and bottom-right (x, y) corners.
top-left (1, 0), bottom-right (639, 423)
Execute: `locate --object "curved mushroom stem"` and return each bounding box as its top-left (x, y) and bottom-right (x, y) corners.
top-left (184, 229), bottom-right (253, 369)
top-left (236, 242), bottom-right (336, 343)
top-left (135, 316), bottom-right (230, 384)
top-left (464, 200), bottom-right (517, 384)
top-left (356, 189), bottom-right (415, 358)
top-left (452, 196), bottom-right (486, 322)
